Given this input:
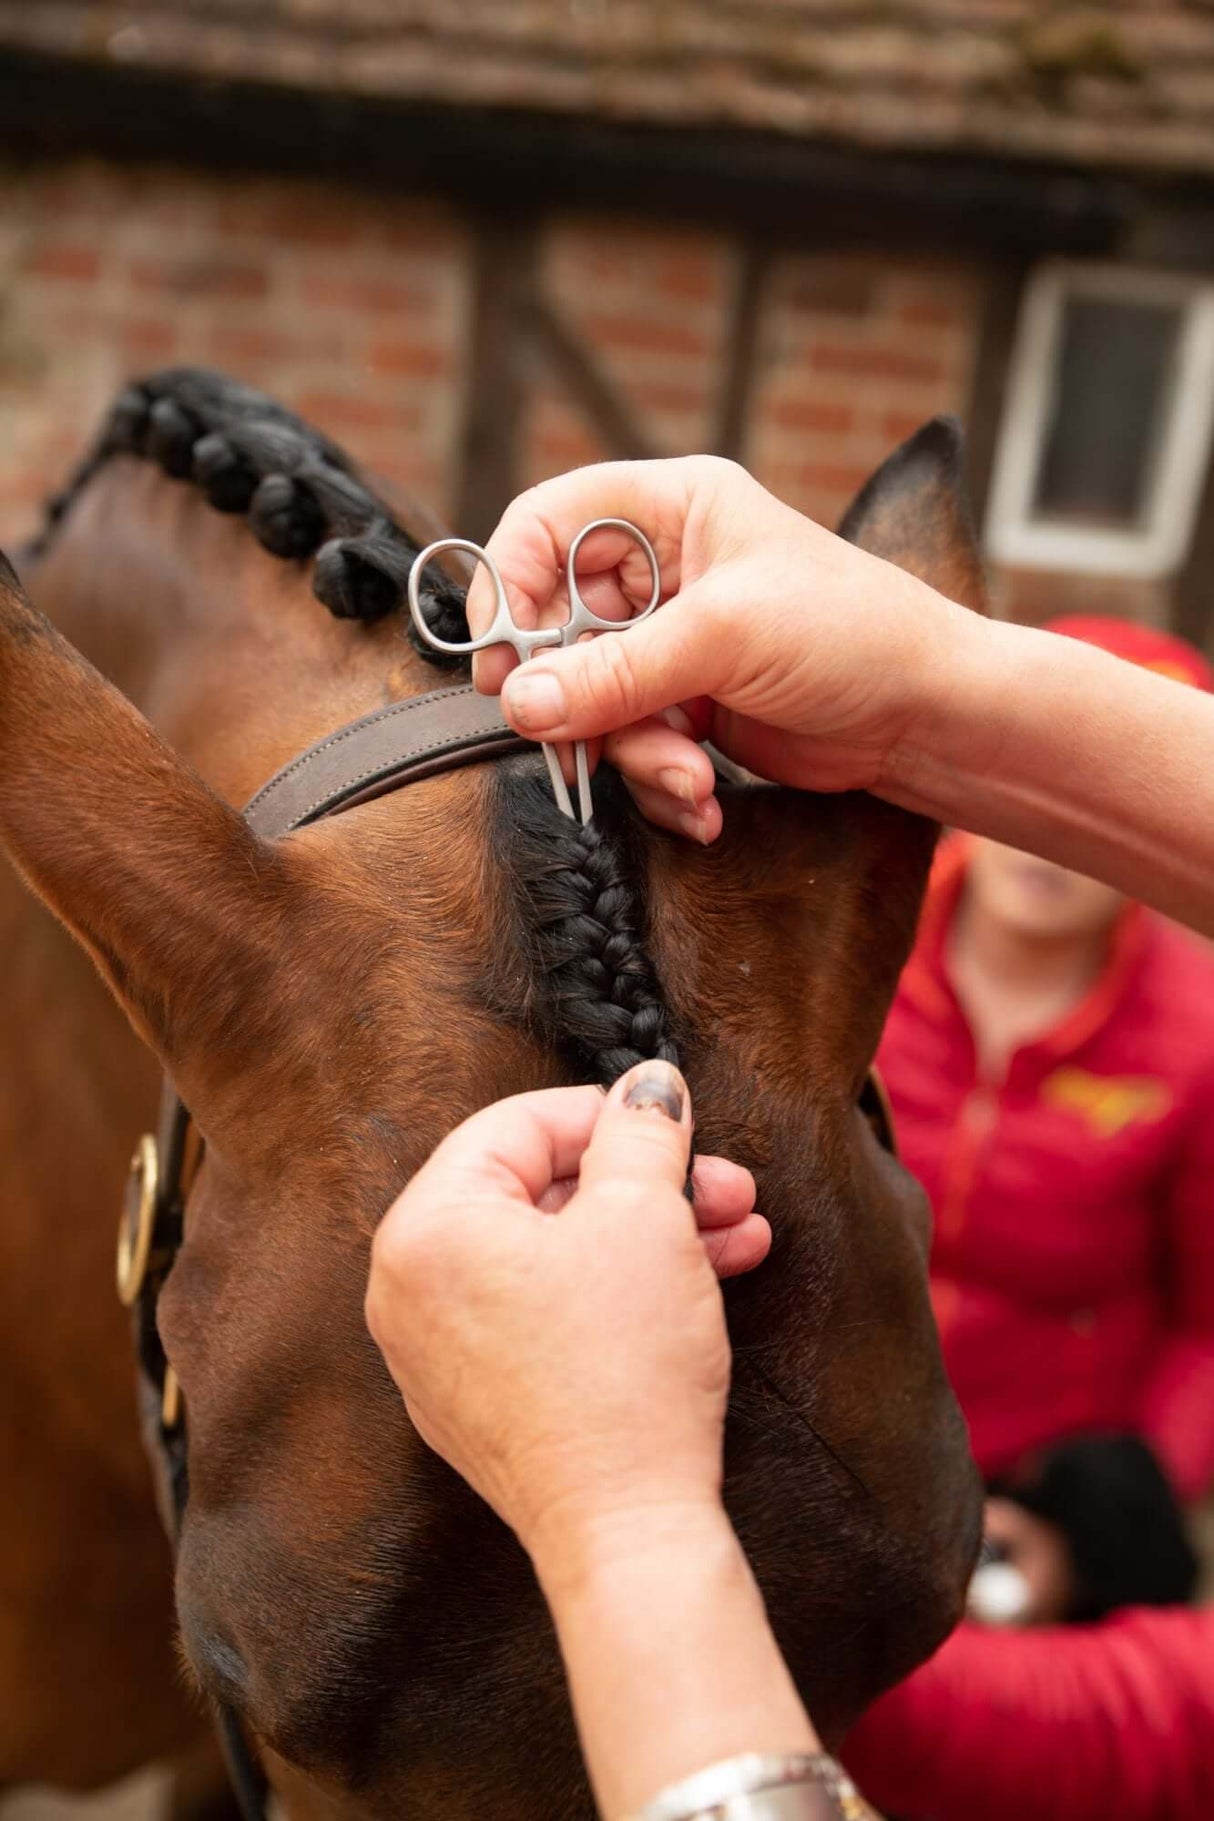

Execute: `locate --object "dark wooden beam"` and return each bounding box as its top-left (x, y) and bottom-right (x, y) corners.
top-left (525, 296), bottom-right (660, 462)
top-left (714, 242), bottom-right (771, 461)
top-left (456, 216), bottom-right (537, 543)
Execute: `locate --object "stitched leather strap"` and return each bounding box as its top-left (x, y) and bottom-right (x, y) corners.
top-left (244, 684), bottom-right (527, 839)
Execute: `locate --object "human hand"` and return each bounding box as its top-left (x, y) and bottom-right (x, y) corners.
top-left (365, 1062), bottom-right (765, 1565)
top-left (468, 456), bottom-right (972, 842)
top-left (980, 1497), bottom-right (1076, 1625)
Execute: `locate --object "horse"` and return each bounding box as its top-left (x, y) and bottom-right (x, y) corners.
top-left (0, 368), bottom-right (983, 1817)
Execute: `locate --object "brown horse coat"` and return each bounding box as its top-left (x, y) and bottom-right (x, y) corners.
top-left (0, 374), bottom-right (982, 1816)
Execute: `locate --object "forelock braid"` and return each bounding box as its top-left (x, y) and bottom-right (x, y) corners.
top-left (35, 366), bottom-right (471, 664)
top-left (498, 769), bottom-right (680, 1089)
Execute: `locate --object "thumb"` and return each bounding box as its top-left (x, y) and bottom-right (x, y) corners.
top-left (500, 585), bottom-right (721, 743)
top-left (576, 1059), bottom-right (693, 1202)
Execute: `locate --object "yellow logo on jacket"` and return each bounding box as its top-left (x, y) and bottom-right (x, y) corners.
top-left (1041, 1067), bottom-right (1173, 1138)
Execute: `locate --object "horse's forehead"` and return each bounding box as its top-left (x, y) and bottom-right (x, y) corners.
top-left (37, 475), bottom-right (455, 820)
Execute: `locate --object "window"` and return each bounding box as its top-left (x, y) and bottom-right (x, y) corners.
top-left (985, 263), bottom-right (1214, 577)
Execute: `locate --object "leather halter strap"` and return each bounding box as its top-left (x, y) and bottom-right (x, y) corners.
top-left (123, 683), bottom-right (525, 1821)
top-left (243, 684), bottom-right (526, 837)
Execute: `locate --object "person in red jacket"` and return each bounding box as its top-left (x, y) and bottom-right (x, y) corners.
top-left (844, 1605), bottom-right (1214, 1821)
top-left (877, 615), bottom-right (1214, 1623)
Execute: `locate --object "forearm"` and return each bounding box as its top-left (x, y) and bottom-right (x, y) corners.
top-left (532, 1502), bottom-right (819, 1820)
top-left (891, 614), bottom-right (1214, 936)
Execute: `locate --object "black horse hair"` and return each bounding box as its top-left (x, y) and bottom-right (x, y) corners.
top-left (34, 365), bottom-right (472, 664)
top-left (38, 366), bottom-right (681, 1089)
top-left (491, 767), bottom-right (680, 1088)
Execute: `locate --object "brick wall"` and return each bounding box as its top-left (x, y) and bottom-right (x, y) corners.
top-left (0, 158), bottom-right (986, 548)
top-left (0, 161), bottom-right (468, 545)
top-left (0, 155), bottom-right (1168, 632)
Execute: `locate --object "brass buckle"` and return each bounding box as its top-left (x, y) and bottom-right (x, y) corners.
top-left (161, 1365), bottom-right (182, 1430)
top-left (116, 1133), bottom-right (159, 1307)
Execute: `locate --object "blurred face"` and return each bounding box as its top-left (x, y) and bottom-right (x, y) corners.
top-left (965, 838), bottom-right (1126, 942)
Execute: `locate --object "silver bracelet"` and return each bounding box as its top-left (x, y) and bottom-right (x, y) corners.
top-left (629, 1751), bottom-right (873, 1820)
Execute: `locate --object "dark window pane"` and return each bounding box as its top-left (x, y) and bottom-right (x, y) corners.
top-left (1033, 295), bottom-right (1181, 529)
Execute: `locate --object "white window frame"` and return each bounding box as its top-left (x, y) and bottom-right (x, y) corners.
top-left (985, 261), bottom-right (1214, 578)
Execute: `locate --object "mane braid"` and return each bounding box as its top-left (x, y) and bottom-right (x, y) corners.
top-left (33, 366), bottom-right (471, 666)
top-left (496, 769), bottom-right (680, 1089)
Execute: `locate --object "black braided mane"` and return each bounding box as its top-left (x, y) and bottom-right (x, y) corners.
top-left (493, 769), bottom-right (680, 1088)
top-left (35, 366), bottom-right (471, 663)
top-left (40, 365), bottom-right (681, 1089)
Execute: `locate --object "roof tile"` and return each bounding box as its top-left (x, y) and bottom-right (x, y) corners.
top-left (2, 1), bottom-right (1214, 176)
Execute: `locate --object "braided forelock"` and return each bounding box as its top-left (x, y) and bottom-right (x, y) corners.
top-left (35, 366), bottom-right (470, 665)
top-left (493, 768), bottom-right (682, 1089)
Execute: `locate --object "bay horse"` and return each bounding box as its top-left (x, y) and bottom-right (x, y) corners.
top-left (0, 369), bottom-right (982, 1818)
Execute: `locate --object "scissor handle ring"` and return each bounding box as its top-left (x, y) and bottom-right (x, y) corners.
top-left (565, 518), bottom-right (662, 634)
top-left (407, 538), bottom-right (512, 656)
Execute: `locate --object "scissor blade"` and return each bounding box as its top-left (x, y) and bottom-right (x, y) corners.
top-left (574, 742), bottom-right (593, 826)
top-left (541, 741), bottom-right (577, 821)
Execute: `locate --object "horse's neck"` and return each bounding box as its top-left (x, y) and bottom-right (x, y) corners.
top-left (29, 464), bottom-right (443, 809)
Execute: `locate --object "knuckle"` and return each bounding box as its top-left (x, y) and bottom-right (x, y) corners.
top-left (583, 626), bottom-right (644, 719)
top-left (698, 453), bottom-right (744, 486)
top-left (370, 1208), bottom-right (428, 1290)
top-left (593, 1176), bottom-right (663, 1221)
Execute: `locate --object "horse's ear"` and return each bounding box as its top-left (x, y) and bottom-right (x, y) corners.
top-left (837, 417), bottom-right (988, 615)
top-left (0, 555), bottom-right (295, 1117)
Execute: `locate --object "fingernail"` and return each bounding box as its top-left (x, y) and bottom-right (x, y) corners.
top-left (677, 810), bottom-right (711, 845)
top-left (657, 765), bottom-right (699, 806)
top-left (623, 1062), bottom-right (685, 1121)
top-left (503, 668), bottom-right (566, 733)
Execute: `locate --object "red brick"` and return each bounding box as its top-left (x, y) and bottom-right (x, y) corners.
top-left (654, 250), bottom-right (722, 303)
top-left (367, 338), bottom-right (452, 378)
top-left (382, 213), bottom-right (464, 255)
top-left (119, 318), bottom-right (179, 361)
top-left (216, 191), bottom-right (362, 250)
top-left (26, 244), bottom-right (101, 282)
top-left (34, 172), bottom-right (121, 221)
top-left (207, 325), bottom-right (345, 367)
top-left (897, 298), bottom-right (969, 330)
top-left (766, 398), bottom-right (857, 434)
top-left (531, 433), bottom-right (607, 476)
top-left (294, 391), bottom-right (424, 435)
top-left (770, 459), bottom-right (874, 498)
top-left (882, 409), bottom-right (934, 445)
top-left (38, 302), bottom-right (115, 339)
top-left (127, 256), bottom-right (269, 300)
top-left (809, 343), bottom-right (945, 382)
top-left (299, 272), bottom-right (436, 313)
top-left (781, 261), bottom-right (877, 317)
top-left (582, 314), bottom-right (714, 358)
top-left (639, 379), bottom-right (713, 415)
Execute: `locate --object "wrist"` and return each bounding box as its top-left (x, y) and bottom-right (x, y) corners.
top-left (533, 1496), bottom-right (820, 1818)
top-left (528, 1492), bottom-right (736, 1614)
top-left (881, 595), bottom-right (1007, 820)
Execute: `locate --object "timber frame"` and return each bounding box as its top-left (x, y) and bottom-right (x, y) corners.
top-left (4, 43), bottom-right (1214, 585)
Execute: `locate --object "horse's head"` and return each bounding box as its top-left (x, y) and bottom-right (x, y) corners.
top-left (3, 373), bottom-right (981, 1817)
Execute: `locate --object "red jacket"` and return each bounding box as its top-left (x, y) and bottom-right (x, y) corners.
top-left (876, 838), bottom-right (1214, 1499)
top-left (845, 1608), bottom-right (1214, 1821)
